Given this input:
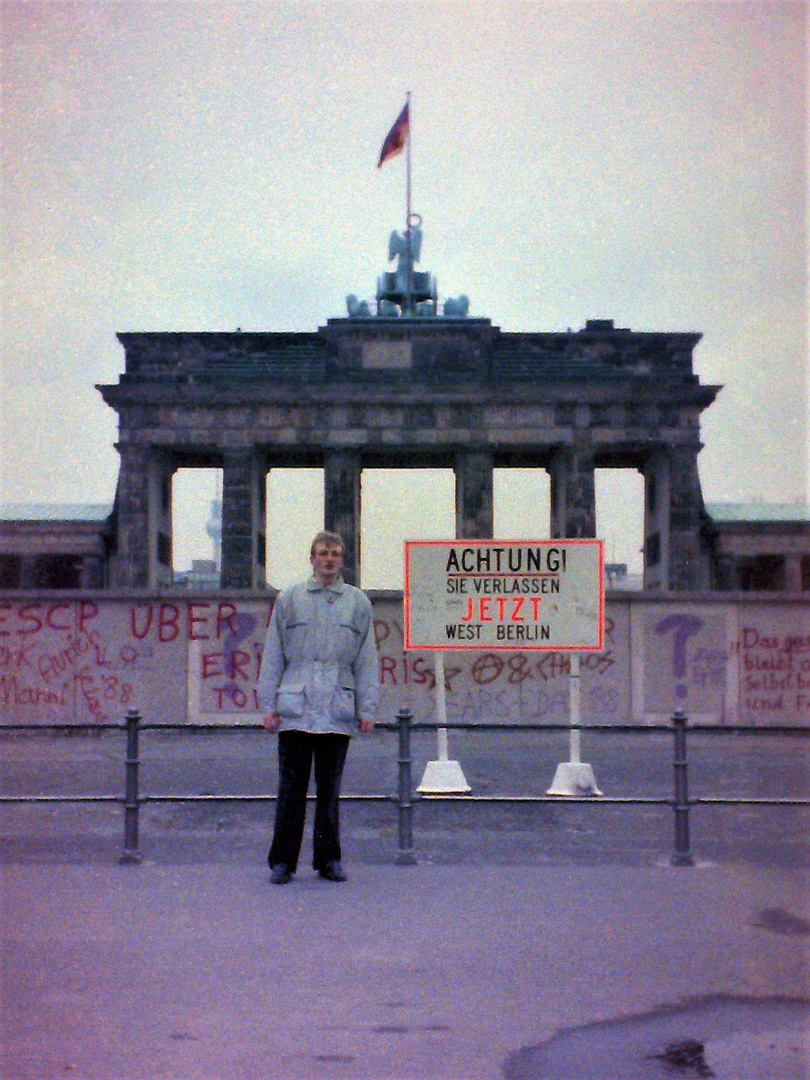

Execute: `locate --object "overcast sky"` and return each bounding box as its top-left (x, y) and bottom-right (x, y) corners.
top-left (1, 0), bottom-right (807, 588)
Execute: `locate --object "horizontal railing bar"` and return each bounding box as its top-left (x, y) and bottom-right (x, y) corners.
top-left (2, 721), bottom-right (808, 736)
top-left (423, 795), bottom-right (810, 806)
top-left (2, 793), bottom-right (808, 807)
top-left (142, 793), bottom-right (391, 803)
top-left (0, 795), bottom-right (122, 804)
top-left (693, 797), bottom-right (810, 806)
top-left (671, 725), bottom-right (810, 736)
top-left (0, 723), bottom-right (125, 733)
top-left (418, 794), bottom-right (673, 804)
top-left (406, 723), bottom-right (810, 735)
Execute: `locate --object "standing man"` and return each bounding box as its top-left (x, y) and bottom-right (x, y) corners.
top-left (258, 531), bottom-right (379, 884)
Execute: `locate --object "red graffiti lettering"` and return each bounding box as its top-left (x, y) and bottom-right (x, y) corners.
top-left (215, 686), bottom-right (249, 708)
top-left (157, 604), bottom-right (180, 643)
top-left (507, 656), bottom-right (532, 683)
top-left (188, 602), bottom-right (212, 641)
top-left (77, 600), bottom-right (100, 636)
top-left (228, 650), bottom-right (251, 681)
top-left (130, 604), bottom-right (152, 640)
top-left (411, 657), bottom-right (431, 685)
top-left (129, 603), bottom-right (181, 643)
top-left (380, 656), bottom-right (398, 685)
top-left (18, 604), bottom-right (44, 635)
top-left (45, 603), bottom-right (71, 631)
top-left (471, 653), bottom-right (504, 686)
top-left (202, 653), bottom-right (224, 679)
top-left (216, 603), bottom-right (238, 638)
top-left (202, 649), bottom-right (252, 681)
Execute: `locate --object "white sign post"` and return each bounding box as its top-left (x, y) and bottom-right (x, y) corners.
top-left (404, 539), bottom-right (605, 796)
top-left (545, 652), bottom-right (603, 796)
top-left (417, 651), bottom-right (471, 794)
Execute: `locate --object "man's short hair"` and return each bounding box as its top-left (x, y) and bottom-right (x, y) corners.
top-left (310, 530), bottom-right (345, 557)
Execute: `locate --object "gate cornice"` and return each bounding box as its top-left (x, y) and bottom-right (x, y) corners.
top-left (97, 381), bottom-right (721, 409)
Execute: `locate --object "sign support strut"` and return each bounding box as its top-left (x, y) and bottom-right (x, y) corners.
top-left (417, 652), bottom-right (471, 794)
top-left (546, 653), bottom-right (602, 796)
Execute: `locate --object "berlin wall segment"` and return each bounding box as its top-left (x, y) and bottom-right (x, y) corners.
top-left (0, 593), bottom-right (808, 728)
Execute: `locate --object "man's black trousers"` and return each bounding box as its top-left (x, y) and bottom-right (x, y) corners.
top-left (268, 730), bottom-right (350, 873)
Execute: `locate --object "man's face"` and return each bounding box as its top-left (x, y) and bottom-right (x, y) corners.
top-left (310, 542), bottom-right (344, 584)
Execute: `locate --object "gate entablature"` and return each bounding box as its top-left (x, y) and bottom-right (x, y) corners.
top-left (99, 317), bottom-right (720, 591)
top-left (319, 316), bottom-right (497, 385)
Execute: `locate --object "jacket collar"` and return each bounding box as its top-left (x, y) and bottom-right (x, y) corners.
top-left (307, 574), bottom-right (345, 595)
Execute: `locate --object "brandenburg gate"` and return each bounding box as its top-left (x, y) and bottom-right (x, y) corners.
top-left (98, 237), bottom-right (719, 591)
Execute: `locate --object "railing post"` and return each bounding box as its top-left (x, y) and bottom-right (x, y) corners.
top-left (395, 708), bottom-right (417, 865)
top-left (120, 709), bottom-right (144, 865)
top-left (671, 709), bottom-right (694, 867)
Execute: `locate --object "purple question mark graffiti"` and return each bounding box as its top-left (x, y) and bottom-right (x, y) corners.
top-left (656, 615), bottom-right (703, 701)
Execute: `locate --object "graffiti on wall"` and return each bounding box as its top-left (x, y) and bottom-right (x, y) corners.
top-left (644, 613), bottom-right (728, 718)
top-left (0, 599), bottom-right (268, 725)
top-left (1, 596), bottom-right (808, 726)
top-left (737, 623), bottom-right (810, 721)
top-left (379, 607), bottom-right (628, 726)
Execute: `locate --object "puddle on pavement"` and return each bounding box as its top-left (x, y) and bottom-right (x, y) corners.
top-left (752, 907), bottom-right (810, 937)
top-left (503, 995), bottom-right (809, 1080)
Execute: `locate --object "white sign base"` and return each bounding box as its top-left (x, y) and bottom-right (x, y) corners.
top-left (418, 758), bottom-right (471, 794)
top-left (546, 761), bottom-right (602, 797)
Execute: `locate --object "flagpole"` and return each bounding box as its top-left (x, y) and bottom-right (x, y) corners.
top-left (405, 90), bottom-right (413, 315)
top-left (405, 91), bottom-right (412, 226)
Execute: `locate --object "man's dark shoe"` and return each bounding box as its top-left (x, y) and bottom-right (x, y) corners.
top-left (270, 864), bottom-right (293, 885)
top-left (318, 860), bottom-right (347, 882)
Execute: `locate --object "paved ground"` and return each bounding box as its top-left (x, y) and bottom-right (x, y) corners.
top-left (1, 729), bottom-right (809, 1079)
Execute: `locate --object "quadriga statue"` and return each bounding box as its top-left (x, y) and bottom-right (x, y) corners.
top-left (443, 295), bottom-right (470, 317)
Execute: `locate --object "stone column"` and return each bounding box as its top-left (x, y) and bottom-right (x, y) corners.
top-left (79, 556), bottom-right (106, 589)
top-left (549, 446), bottom-right (596, 538)
top-left (324, 450), bottom-right (362, 586)
top-left (18, 557), bottom-right (38, 589)
top-left (642, 453), bottom-right (669, 589)
top-left (220, 449), bottom-right (267, 590)
top-left (712, 553), bottom-right (738, 591)
top-left (666, 444), bottom-right (707, 591)
top-left (785, 556), bottom-right (803, 594)
top-left (113, 444), bottom-right (159, 588)
top-left (455, 451), bottom-right (494, 538)
top-left (154, 456), bottom-right (174, 588)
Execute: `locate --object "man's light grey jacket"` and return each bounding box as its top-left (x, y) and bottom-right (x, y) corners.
top-left (257, 576), bottom-right (380, 736)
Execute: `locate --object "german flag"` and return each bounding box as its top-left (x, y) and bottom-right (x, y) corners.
top-left (377, 102), bottom-right (409, 168)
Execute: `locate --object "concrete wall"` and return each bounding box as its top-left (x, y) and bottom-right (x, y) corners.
top-left (0, 591), bottom-right (808, 728)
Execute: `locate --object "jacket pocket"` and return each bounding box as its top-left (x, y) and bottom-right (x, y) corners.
top-left (276, 683), bottom-right (306, 718)
top-left (283, 619), bottom-right (308, 650)
top-left (331, 684), bottom-right (356, 723)
top-left (338, 620), bottom-right (362, 658)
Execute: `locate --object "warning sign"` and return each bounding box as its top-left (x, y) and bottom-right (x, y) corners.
top-left (404, 539), bottom-right (604, 651)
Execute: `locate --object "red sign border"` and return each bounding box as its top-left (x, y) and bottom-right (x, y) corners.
top-left (404, 538), bottom-right (605, 652)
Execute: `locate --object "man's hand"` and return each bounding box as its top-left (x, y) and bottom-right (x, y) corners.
top-left (262, 713), bottom-right (282, 732)
top-left (358, 718), bottom-right (375, 734)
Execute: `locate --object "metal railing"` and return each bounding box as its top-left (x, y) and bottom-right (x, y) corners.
top-left (1, 710), bottom-right (808, 868)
